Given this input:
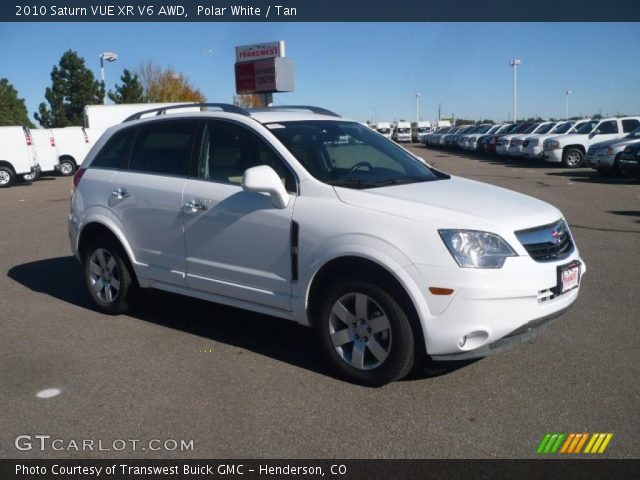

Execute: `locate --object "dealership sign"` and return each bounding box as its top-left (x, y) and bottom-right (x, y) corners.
top-left (235, 41), bottom-right (285, 63)
top-left (234, 41), bottom-right (294, 95)
top-left (235, 57), bottom-right (294, 94)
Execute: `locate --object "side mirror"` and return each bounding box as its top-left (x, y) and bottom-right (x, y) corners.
top-left (241, 165), bottom-right (290, 209)
top-left (589, 131), bottom-right (597, 138)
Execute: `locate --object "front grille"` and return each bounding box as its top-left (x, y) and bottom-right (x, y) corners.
top-left (515, 219), bottom-right (574, 262)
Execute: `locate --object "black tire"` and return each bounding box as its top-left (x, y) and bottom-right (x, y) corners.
top-left (58, 158), bottom-right (76, 176)
top-left (22, 169), bottom-right (40, 183)
top-left (83, 238), bottom-right (137, 315)
top-left (0, 166), bottom-right (15, 188)
top-left (314, 279), bottom-right (415, 386)
top-left (562, 148), bottom-right (584, 168)
top-left (612, 153), bottom-right (622, 174)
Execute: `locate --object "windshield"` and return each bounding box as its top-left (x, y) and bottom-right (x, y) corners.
top-left (267, 121), bottom-right (445, 189)
top-left (551, 122), bottom-right (573, 134)
top-left (416, 127), bottom-right (429, 133)
top-left (476, 125), bottom-right (493, 134)
top-left (626, 127), bottom-right (640, 139)
top-left (524, 124), bottom-right (540, 134)
top-left (397, 128), bottom-right (410, 133)
top-left (575, 120), bottom-right (599, 134)
top-left (377, 128), bottom-right (390, 134)
top-left (533, 123), bottom-right (553, 134)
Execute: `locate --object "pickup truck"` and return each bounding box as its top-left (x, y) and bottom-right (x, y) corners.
top-left (543, 117), bottom-right (640, 168)
top-left (586, 125), bottom-right (640, 174)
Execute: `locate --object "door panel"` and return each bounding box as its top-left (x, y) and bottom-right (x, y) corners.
top-left (109, 171), bottom-right (187, 285)
top-left (183, 179), bottom-right (295, 310)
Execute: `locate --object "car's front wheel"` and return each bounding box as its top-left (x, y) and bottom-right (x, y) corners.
top-left (316, 279), bottom-right (415, 386)
top-left (562, 148), bottom-right (584, 168)
top-left (83, 240), bottom-right (136, 315)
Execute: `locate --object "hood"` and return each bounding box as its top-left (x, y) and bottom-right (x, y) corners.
top-left (590, 137), bottom-right (638, 149)
top-left (334, 176), bottom-right (562, 233)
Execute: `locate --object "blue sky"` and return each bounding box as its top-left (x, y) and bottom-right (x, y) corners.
top-left (1, 22), bottom-right (639, 124)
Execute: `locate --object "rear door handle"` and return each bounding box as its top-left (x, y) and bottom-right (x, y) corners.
top-left (184, 200), bottom-right (207, 213)
top-left (111, 188), bottom-right (130, 200)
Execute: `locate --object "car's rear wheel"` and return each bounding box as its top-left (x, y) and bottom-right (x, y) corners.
top-left (0, 167), bottom-right (15, 188)
top-left (562, 148), bottom-right (584, 168)
top-left (83, 240), bottom-right (136, 315)
top-left (315, 280), bottom-right (415, 386)
top-left (58, 158), bottom-right (76, 176)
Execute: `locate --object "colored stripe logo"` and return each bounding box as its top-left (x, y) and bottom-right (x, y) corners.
top-left (537, 433), bottom-right (613, 454)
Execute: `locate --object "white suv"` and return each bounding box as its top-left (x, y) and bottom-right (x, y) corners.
top-left (69, 104), bottom-right (585, 386)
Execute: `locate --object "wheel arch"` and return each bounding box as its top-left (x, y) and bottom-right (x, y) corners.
top-left (0, 160), bottom-right (17, 174)
top-left (305, 254), bottom-right (427, 361)
top-left (59, 154), bottom-right (77, 164)
top-left (563, 144), bottom-right (586, 154)
top-left (77, 220), bottom-right (140, 285)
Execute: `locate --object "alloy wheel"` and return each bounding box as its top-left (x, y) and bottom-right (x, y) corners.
top-left (328, 292), bottom-right (392, 370)
top-left (88, 248), bottom-right (121, 303)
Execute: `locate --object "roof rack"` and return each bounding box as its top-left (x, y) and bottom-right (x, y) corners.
top-left (249, 105), bottom-right (341, 117)
top-left (122, 103), bottom-right (250, 122)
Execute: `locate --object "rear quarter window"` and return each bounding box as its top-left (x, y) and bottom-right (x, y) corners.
top-left (90, 130), bottom-right (134, 169)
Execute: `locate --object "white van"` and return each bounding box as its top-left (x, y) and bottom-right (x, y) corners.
top-left (0, 126), bottom-right (39, 187)
top-left (30, 129), bottom-right (60, 176)
top-left (51, 127), bottom-right (106, 176)
top-left (84, 103), bottom-right (201, 129)
top-left (411, 121), bottom-right (432, 143)
top-left (374, 121), bottom-right (392, 139)
top-left (393, 121), bottom-right (412, 143)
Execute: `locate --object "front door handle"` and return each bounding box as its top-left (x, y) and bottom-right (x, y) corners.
top-left (111, 188), bottom-right (130, 200)
top-left (184, 200), bottom-right (207, 213)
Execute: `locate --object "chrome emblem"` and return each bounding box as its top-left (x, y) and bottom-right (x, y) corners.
top-left (550, 229), bottom-right (562, 244)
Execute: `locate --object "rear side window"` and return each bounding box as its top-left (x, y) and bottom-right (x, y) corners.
top-left (595, 121), bottom-right (618, 135)
top-left (622, 119), bottom-right (640, 133)
top-left (129, 120), bottom-right (197, 177)
top-left (91, 130), bottom-right (133, 169)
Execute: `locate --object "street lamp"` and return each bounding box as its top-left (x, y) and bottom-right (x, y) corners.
top-left (509, 59), bottom-right (522, 122)
top-left (99, 52), bottom-right (119, 105)
top-left (565, 90), bottom-right (572, 120)
top-left (415, 91), bottom-right (421, 123)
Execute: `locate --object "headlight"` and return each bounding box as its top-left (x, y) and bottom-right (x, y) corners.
top-left (545, 140), bottom-right (560, 150)
top-left (439, 230), bottom-right (517, 269)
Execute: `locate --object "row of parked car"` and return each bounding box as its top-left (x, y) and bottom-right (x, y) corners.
top-left (420, 116), bottom-right (640, 178)
top-left (0, 126), bottom-right (105, 188)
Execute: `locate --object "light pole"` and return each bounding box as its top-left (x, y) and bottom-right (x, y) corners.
top-left (565, 90), bottom-right (572, 120)
top-left (99, 52), bottom-right (119, 105)
top-left (415, 91), bottom-right (421, 123)
top-left (509, 59), bottom-right (521, 122)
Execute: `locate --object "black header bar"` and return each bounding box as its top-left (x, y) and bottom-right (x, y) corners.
top-left (4, 0), bottom-right (640, 22)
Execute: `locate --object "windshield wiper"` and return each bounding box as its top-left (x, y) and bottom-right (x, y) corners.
top-left (372, 176), bottom-right (430, 187)
top-left (326, 178), bottom-right (379, 188)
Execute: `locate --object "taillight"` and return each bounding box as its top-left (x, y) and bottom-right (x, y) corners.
top-left (23, 128), bottom-right (32, 146)
top-left (72, 167), bottom-right (86, 190)
top-left (50, 137), bottom-right (56, 147)
top-left (82, 129), bottom-right (89, 144)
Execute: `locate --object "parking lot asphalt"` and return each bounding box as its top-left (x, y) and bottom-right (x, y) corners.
top-left (1, 149), bottom-right (638, 459)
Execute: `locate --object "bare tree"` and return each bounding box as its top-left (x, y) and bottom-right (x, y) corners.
top-left (139, 62), bottom-right (206, 103)
top-left (233, 94), bottom-right (264, 108)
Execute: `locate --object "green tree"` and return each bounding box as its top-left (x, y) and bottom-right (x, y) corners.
top-left (35, 50), bottom-right (104, 127)
top-left (108, 69), bottom-right (145, 104)
top-left (0, 78), bottom-right (34, 127)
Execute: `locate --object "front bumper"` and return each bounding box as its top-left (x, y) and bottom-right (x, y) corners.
top-left (522, 145), bottom-right (544, 158)
top-left (587, 153), bottom-right (615, 169)
top-left (405, 251), bottom-right (585, 357)
top-left (543, 148), bottom-right (563, 163)
top-left (619, 155), bottom-right (640, 177)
